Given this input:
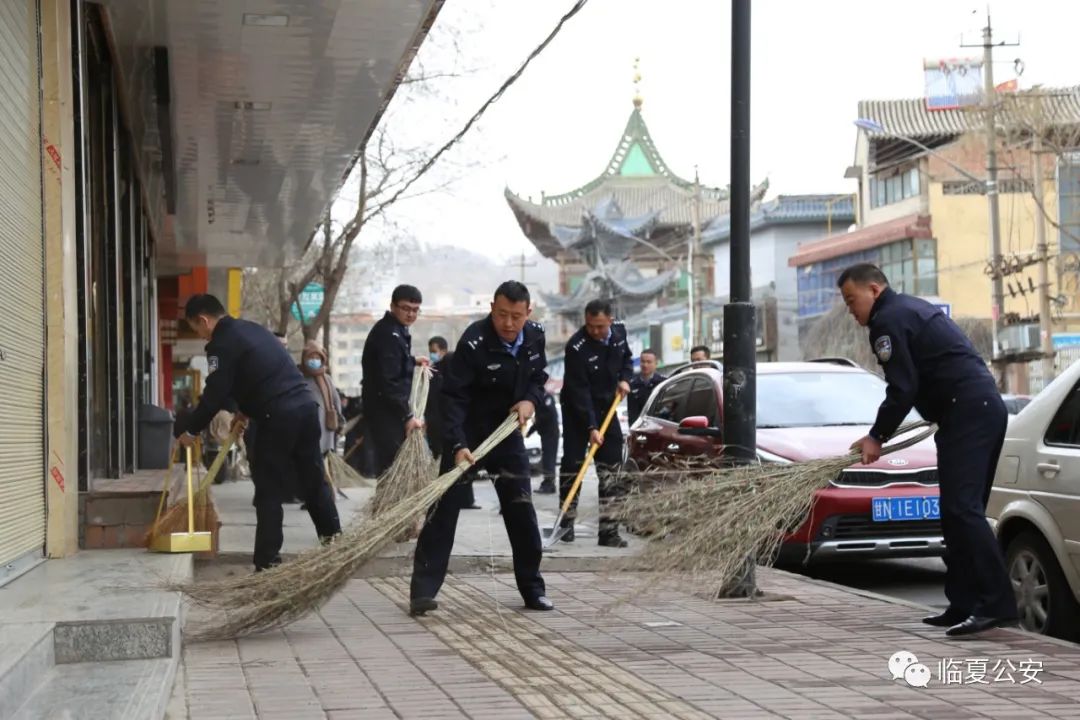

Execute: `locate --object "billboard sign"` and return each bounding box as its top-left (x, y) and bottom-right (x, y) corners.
top-left (924, 58), bottom-right (983, 111)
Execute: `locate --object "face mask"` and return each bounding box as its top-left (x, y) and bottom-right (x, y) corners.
top-left (429, 352), bottom-right (441, 364)
top-left (305, 358), bottom-right (323, 371)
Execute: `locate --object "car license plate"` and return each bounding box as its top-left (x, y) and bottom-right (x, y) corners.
top-left (872, 496), bottom-right (940, 522)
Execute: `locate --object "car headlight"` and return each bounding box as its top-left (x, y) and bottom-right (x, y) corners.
top-left (756, 448), bottom-right (793, 465)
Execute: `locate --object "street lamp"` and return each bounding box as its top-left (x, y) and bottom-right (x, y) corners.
top-left (853, 117), bottom-right (1006, 367)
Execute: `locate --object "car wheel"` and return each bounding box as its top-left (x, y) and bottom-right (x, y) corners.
top-left (1006, 530), bottom-right (1080, 641)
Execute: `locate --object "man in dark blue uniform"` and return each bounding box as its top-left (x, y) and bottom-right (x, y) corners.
top-left (175, 295), bottom-right (341, 571)
top-left (410, 281), bottom-right (552, 616)
top-left (426, 336), bottom-right (479, 510)
top-left (361, 285), bottom-right (427, 477)
top-left (840, 264), bottom-right (1017, 637)
top-left (559, 300), bottom-right (633, 547)
top-left (628, 348), bottom-right (666, 426)
top-left (529, 390), bottom-right (559, 494)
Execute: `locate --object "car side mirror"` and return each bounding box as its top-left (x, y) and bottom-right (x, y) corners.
top-left (677, 415), bottom-right (722, 438)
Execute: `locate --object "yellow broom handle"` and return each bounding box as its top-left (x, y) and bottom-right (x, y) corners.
top-left (558, 393), bottom-right (621, 515)
top-left (186, 446), bottom-right (195, 535)
top-left (153, 443), bottom-right (182, 527)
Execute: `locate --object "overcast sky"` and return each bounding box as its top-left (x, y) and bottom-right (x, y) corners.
top-left (336, 0), bottom-right (1080, 264)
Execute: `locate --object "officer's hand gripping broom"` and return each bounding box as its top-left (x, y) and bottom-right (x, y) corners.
top-left (544, 393), bottom-right (622, 548)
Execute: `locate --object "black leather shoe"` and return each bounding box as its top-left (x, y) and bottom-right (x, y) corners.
top-left (525, 596), bottom-right (554, 611)
top-left (598, 533), bottom-right (629, 548)
top-left (409, 597), bottom-right (438, 617)
top-left (560, 526), bottom-right (575, 543)
top-left (922, 610), bottom-right (968, 627)
top-left (536, 481), bottom-right (556, 494)
top-left (945, 615), bottom-right (1018, 637)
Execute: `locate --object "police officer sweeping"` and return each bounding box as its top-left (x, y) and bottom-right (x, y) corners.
top-left (559, 299), bottom-right (633, 547)
top-left (174, 295), bottom-right (341, 571)
top-left (530, 390), bottom-right (559, 495)
top-left (362, 284), bottom-right (428, 476)
top-left (840, 264), bottom-right (1017, 637)
top-left (410, 280), bottom-right (552, 615)
top-left (628, 348), bottom-right (666, 426)
top-left (426, 336), bottom-right (479, 510)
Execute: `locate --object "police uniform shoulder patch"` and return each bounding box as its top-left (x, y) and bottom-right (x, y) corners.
top-left (528, 320), bottom-right (544, 333)
top-left (208, 355), bottom-right (219, 372)
top-left (874, 335), bottom-right (893, 362)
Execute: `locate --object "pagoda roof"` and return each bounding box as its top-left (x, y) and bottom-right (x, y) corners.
top-left (506, 106), bottom-right (768, 258)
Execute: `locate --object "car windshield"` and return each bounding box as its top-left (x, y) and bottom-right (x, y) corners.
top-left (757, 371), bottom-right (920, 428)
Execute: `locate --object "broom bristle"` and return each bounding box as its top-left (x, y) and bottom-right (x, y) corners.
top-left (612, 421), bottom-right (937, 595)
top-left (174, 413), bottom-right (521, 641)
top-left (368, 431), bottom-right (438, 519)
top-left (326, 452), bottom-right (373, 488)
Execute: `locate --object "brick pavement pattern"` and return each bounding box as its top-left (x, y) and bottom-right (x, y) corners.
top-left (170, 568), bottom-right (1080, 719)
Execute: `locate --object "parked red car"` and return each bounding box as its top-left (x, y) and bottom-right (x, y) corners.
top-left (626, 361), bottom-right (943, 564)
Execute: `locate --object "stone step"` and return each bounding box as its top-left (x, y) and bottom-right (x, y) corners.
top-left (0, 623), bottom-right (54, 720)
top-left (11, 657), bottom-right (175, 720)
top-left (0, 550), bottom-right (193, 720)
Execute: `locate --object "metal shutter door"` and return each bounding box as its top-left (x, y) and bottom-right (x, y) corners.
top-left (0, 0), bottom-right (46, 567)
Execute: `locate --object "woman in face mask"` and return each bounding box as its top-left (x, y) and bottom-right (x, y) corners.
top-left (300, 341), bottom-right (344, 457)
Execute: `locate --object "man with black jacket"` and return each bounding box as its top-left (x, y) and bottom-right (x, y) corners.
top-left (174, 295), bottom-right (340, 571)
top-left (361, 285), bottom-right (427, 476)
top-left (426, 336), bottom-right (479, 510)
top-left (410, 281), bottom-right (552, 616)
top-left (841, 263), bottom-right (1017, 637)
top-left (559, 299), bottom-right (633, 547)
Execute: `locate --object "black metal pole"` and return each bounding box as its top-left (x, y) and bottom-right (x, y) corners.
top-left (721, 0), bottom-right (757, 598)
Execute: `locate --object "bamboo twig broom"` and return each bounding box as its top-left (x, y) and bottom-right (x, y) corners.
top-left (612, 421), bottom-right (937, 595)
top-left (174, 413), bottom-right (522, 640)
top-left (368, 366), bottom-right (438, 520)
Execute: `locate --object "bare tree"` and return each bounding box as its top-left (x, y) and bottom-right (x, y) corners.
top-left (801, 303), bottom-right (994, 370)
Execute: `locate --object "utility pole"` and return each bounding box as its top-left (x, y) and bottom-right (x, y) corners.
top-left (688, 169), bottom-right (702, 347)
top-left (1030, 93), bottom-right (1055, 385)
top-left (721, 0), bottom-right (757, 598)
top-left (963, 15), bottom-right (1017, 388)
top-left (507, 250), bottom-right (537, 284)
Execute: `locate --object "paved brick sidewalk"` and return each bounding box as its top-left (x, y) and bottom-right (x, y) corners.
top-left (168, 568), bottom-right (1080, 720)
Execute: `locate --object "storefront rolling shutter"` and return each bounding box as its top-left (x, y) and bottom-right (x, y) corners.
top-left (0, 0), bottom-right (46, 568)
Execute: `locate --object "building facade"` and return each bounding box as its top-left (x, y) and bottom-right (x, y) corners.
top-left (0, 0), bottom-right (440, 582)
top-left (703, 194), bottom-right (855, 361)
top-left (790, 90), bottom-right (1080, 391)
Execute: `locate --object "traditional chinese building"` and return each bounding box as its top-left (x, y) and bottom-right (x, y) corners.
top-left (505, 95), bottom-right (767, 342)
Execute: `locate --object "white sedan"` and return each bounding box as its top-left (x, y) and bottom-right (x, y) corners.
top-left (987, 358), bottom-right (1080, 641)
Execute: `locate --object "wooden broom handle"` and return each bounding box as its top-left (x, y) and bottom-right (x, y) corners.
top-left (557, 393), bottom-right (621, 516)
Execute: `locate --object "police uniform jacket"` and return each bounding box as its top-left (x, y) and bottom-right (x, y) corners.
top-left (361, 311), bottom-right (416, 423)
top-left (628, 371), bottom-right (667, 425)
top-left (868, 287), bottom-right (997, 442)
top-left (442, 316), bottom-right (548, 454)
top-left (529, 392), bottom-right (558, 437)
top-left (173, 316), bottom-right (311, 438)
top-left (561, 322), bottom-right (634, 430)
top-left (424, 353), bottom-right (452, 450)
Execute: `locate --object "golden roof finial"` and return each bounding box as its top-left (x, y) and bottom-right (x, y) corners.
top-left (632, 57), bottom-right (643, 109)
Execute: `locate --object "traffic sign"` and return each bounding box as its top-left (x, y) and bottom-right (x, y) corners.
top-left (291, 283), bottom-right (324, 322)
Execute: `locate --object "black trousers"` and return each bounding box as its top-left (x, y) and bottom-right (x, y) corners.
top-left (936, 393), bottom-right (1017, 619)
top-left (367, 410), bottom-right (405, 478)
top-left (559, 405), bottom-right (625, 533)
top-left (537, 419), bottom-right (559, 483)
top-left (411, 435), bottom-right (545, 602)
top-left (251, 401), bottom-right (341, 569)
